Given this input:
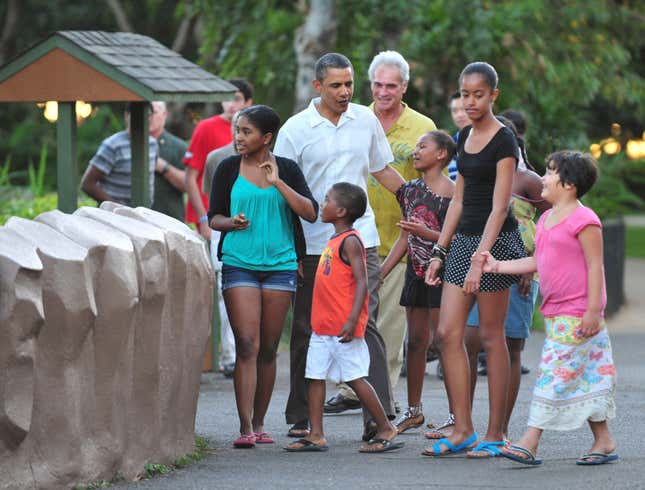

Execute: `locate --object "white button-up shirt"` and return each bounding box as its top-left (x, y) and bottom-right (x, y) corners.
top-left (274, 99), bottom-right (394, 255)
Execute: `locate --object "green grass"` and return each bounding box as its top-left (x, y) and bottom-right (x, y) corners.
top-left (626, 226), bottom-right (645, 258)
top-left (72, 436), bottom-right (212, 489)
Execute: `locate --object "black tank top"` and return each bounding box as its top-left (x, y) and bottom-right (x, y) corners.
top-left (456, 125), bottom-right (519, 235)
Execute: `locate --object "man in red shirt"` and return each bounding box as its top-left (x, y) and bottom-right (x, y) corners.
top-left (183, 78), bottom-right (253, 239)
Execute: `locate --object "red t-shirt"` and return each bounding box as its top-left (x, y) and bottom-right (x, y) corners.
top-left (311, 230), bottom-right (368, 338)
top-left (183, 115), bottom-right (232, 224)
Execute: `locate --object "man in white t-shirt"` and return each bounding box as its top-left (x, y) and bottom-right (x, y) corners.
top-left (274, 52), bottom-right (404, 440)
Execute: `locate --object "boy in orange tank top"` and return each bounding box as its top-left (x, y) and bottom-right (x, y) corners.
top-left (284, 183), bottom-right (403, 453)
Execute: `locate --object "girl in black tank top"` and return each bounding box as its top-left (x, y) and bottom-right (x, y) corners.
top-left (423, 62), bottom-right (526, 458)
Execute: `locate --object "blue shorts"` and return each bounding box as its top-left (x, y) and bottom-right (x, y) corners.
top-left (466, 280), bottom-right (539, 339)
top-left (221, 264), bottom-right (297, 293)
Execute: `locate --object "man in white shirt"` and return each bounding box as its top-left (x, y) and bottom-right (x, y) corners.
top-left (274, 52), bottom-right (404, 440)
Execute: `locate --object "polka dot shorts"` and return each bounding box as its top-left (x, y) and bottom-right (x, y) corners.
top-left (444, 229), bottom-right (526, 292)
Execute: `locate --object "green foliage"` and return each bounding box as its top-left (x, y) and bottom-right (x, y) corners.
top-left (193, 0), bottom-right (301, 117)
top-left (69, 436), bottom-right (211, 488)
top-left (0, 155), bottom-right (11, 186)
top-left (583, 154), bottom-right (644, 220)
top-left (626, 226), bottom-right (645, 258)
top-left (0, 189), bottom-right (96, 225)
top-left (173, 435), bottom-right (211, 468)
top-left (143, 463), bottom-right (172, 478)
top-left (27, 143), bottom-right (48, 197)
top-left (619, 158), bottom-right (645, 199)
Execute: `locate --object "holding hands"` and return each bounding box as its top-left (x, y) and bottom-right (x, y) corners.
top-left (479, 251), bottom-right (499, 273)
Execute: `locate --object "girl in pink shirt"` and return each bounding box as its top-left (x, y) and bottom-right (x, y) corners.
top-left (481, 150), bottom-right (617, 467)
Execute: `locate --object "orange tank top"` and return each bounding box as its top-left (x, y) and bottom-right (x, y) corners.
top-left (311, 229), bottom-right (368, 338)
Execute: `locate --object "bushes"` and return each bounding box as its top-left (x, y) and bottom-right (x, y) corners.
top-left (0, 187), bottom-right (96, 225)
top-left (583, 154), bottom-right (644, 220)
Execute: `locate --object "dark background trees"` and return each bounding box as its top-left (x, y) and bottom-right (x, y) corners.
top-left (1, 0), bottom-right (643, 204)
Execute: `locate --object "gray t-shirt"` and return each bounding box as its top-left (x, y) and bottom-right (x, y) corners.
top-left (89, 130), bottom-right (157, 206)
top-left (203, 142), bottom-right (235, 196)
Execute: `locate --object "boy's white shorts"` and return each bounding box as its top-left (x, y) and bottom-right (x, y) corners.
top-left (305, 332), bottom-right (370, 383)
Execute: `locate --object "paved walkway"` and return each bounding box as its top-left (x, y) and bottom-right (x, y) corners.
top-left (117, 260), bottom-right (645, 490)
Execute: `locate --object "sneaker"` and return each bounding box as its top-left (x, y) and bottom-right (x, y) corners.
top-left (394, 409), bottom-right (425, 434)
top-left (323, 393), bottom-right (361, 414)
top-left (223, 362), bottom-right (235, 378)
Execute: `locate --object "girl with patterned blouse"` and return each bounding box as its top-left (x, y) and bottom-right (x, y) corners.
top-left (381, 130), bottom-right (455, 435)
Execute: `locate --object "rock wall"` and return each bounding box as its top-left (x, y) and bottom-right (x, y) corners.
top-left (0, 204), bottom-right (213, 489)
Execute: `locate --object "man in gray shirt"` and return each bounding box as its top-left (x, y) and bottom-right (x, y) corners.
top-left (81, 103), bottom-right (156, 206)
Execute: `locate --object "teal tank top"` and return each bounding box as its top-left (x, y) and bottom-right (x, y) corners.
top-left (222, 174), bottom-right (297, 270)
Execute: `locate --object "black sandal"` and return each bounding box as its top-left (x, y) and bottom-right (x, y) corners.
top-left (287, 420), bottom-right (310, 438)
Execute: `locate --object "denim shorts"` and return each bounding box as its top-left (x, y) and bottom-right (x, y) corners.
top-left (466, 280), bottom-right (539, 339)
top-left (221, 264), bottom-right (297, 292)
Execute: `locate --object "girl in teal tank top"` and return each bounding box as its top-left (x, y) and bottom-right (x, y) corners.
top-left (209, 105), bottom-right (318, 447)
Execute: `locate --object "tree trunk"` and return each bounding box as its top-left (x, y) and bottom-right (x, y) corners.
top-left (0, 0), bottom-right (20, 66)
top-left (293, 0), bottom-right (337, 113)
top-left (105, 0), bottom-right (133, 32)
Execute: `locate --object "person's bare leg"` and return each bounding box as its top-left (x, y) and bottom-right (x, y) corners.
top-left (467, 290), bottom-right (510, 455)
top-left (464, 324), bottom-right (481, 409)
top-left (285, 379), bottom-right (327, 449)
top-left (348, 378), bottom-right (398, 450)
top-left (405, 307), bottom-right (432, 407)
top-left (224, 287), bottom-right (262, 435)
top-left (424, 284), bottom-right (476, 453)
top-left (251, 288), bottom-right (293, 434)
top-left (504, 337), bottom-right (524, 436)
top-left (588, 420), bottom-right (617, 455)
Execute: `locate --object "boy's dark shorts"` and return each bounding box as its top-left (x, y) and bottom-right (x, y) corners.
top-left (399, 261), bottom-right (442, 308)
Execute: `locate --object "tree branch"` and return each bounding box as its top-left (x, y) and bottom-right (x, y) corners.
top-left (172, 2), bottom-right (197, 53)
top-left (105, 0), bottom-right (133, 32)
top-left (0, 0), bottom-right (20, 65)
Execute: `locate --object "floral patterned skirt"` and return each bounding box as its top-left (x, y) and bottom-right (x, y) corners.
top-left (527, 315), bottom-right (616, 431)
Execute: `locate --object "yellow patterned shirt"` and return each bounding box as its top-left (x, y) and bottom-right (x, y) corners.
top-left (368, 103), bottom-right (436, 257)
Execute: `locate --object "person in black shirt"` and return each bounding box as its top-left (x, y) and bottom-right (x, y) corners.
top-left (424, 62), bottom-right (526, 458)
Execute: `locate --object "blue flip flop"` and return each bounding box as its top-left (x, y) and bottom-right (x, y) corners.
top-left (576, 452), bottom-right (619, 465)
top-left (467, 440), bottom-right (506, 458)
top-left (422, 432), bottom-right (478, 456)
top-left (501, 444), bottom-right (543, 466)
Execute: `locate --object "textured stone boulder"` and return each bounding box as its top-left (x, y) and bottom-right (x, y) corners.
top-left (0, 208), bottom-right (213, 489)
top-left (0, 229), bottom-right (43, 453)
top-left (4, 217), bottom-right (97, 487)
top-left (35, 210), bottom-right (139, 477)
top-left (111, 205), bottom-right (213, 458)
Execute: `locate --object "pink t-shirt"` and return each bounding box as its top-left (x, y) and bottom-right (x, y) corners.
top-left (535, 206), bottom-right (606, 318)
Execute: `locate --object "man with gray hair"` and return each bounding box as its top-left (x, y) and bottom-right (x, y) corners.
top-left (324, 51), bottom-right (438, 432)
top-left (149, 101), bottom-right (188, 221)
top-left (275, 52), bottom-right (404, 446)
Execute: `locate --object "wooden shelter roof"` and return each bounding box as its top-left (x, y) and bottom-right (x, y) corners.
top-left (0, 30), bottom-right (236, 102)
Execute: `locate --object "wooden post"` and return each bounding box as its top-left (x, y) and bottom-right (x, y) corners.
top-left (129, 101), bottom-right (150, 207)
top-left (56, 101), bottom-right (77, 213)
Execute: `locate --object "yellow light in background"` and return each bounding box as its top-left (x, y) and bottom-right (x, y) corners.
top-left (39, 100), bottom-right (94, 123)
top-left (75, 101), bottom-right (92, 119)
top-left (603, 138), bottom-right (621, 155)
top-left (43, 101), bottom-right (58, 122)
top-left (626, 140), bottom-right (645, 160)
top-left (611, 123), bottom-right (621, 135)
top-left (590, 143), bottom-right (602, 159)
